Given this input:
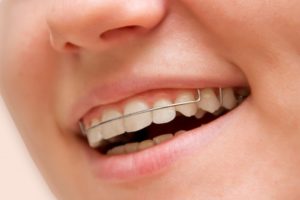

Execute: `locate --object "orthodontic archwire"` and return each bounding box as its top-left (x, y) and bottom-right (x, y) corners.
top-left (79, 88), bottom-right (225, 136)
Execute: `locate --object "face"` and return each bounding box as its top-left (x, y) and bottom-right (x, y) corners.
top-left (1, 0), bottom-right (300, 199)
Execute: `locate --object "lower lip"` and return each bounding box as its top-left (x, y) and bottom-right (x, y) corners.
top-left (82, 104), bottom-right (242, 182)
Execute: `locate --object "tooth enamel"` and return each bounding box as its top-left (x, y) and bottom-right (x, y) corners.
top-left (139, 140), bottom-right (155, 150)
top-left (222, 88), bottom-right (237, 109)
top-left (195, 109), bottom-right (206, 119)
top-left (101, 109), bottom-right (125, 139)
top-left (175, 92), bottom-right (198, 117)
top-left (153, 99), bottom-right (176, 124)
top-left (87, 127), bottom-right (103, 148)
top-left (124, 142), bottom-right (139, 153)
top-left (124, 100), bottom-right (152, 132)
top-left (107, 145), bottom-right (125, 155)
top-left (90, 118), bottom-right (101, 128)
top-left (197, 88), bottom-right (221, 113)
top-left (153, 133), bottom-right (173, 144)
top-left (175, 130), bottom-right (186, 136)
top-left (213, 107), bottom-right (225, 116)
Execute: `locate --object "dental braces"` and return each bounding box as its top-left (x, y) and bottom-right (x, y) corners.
top-left (79, 88), bottom-right (225, 135)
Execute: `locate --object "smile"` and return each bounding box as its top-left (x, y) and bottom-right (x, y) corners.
top-left (80, 87), bottom-right (249, 155)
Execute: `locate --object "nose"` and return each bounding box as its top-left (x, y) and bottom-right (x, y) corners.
top-left (47, 0), bottom-right (167, 52)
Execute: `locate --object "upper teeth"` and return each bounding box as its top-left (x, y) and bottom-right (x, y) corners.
top-left (84, 88), bottom-right (239, 148)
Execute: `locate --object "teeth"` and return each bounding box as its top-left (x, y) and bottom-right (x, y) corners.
top-left (153, 133), bottom-right (173, 144)
top-left (174, 130), bottom-right (186, 136)
top-left (153, 99), bottom-right (176, 124)
top-left (85, 87), bottom-right (246, 149)
top-left (106, 133), bottom-right (175, 155)
top-left (139, 140), bottom-right (155, 150)
top-left (195, 109), bottom-right (206, 119)
top-left (123, 100), bottom-right (152, 132)
top-left (124, 142), bottom-right (139, 153)
top-left (86, 127), bottom-right (103, 148)
top-left (222, 88), bottom-right (237, 109)
top-left (90, 118), bottom-right (101, 128)
top-left (107, 145), bottom-right (125, 155)
top-left (197, 88), bottom-right (221, 113)
top-left (101, 109), bottom-right (125, 139)
top-left (175, 92), bottom-right (198, 117)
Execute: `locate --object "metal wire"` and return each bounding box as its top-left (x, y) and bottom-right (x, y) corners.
top-left (80, 88), bottom-right (224, 135)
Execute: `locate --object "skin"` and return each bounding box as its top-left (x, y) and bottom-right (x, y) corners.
top-left (1, 0), bottom-right (300, 199)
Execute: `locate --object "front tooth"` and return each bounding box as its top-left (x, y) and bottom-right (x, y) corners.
top-left (222, 88), bottom-right (237, 109)
top-left (124, 100), bottom-right (152, 132)
top-left (101, 109), bottom-right (125, 139)
top-left (87, 127), bottom-right (103, 148)
top-left (153, 134), bottom-right (173, 144)
top-left (153, 99), bottom-right (176, 124)
top-left (175, 92), bottom-right (198, 117)
top-left (197, 88), bottom-right (221, 113)
top-left (139, 140), bottom-right (155, 150)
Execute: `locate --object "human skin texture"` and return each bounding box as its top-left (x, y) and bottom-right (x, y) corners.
top-left (1, 0), bottom-right (300, 199)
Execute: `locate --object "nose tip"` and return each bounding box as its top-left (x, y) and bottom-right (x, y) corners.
top-left (47, 0), bottom-right (167, 52)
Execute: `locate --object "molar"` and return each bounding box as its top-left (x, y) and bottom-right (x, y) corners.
top-left (222, 88), bottom-right (237, 109)
top-left (152, 98), bottom-right (176, 124)
top-left (123, 100), bottom-right (152, 132)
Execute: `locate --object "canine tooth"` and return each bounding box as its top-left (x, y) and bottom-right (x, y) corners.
top-left (124, 100), bottom-right (152, 132)
top-left (175, 92), bottom-right (198, 117)
top-left (107, 145), bottom-right (125, 155)
top-left (87, 127), bottom-right (103, 148)
top-left (101, 109), bottom-right (125, 139)
top-left (125, 142), bottom-right (139, 153)
top-left (175, 130), bottom-right (186, 136)
top-left (195, 109), bottom-right (206, 119)
top-left (222, 88), bottom-right (237, 109)
top-left (153, 99), bottom-right (176, 124)
top-left (139, 140), bottom-right (155, 150)
top-left (197, 88), bottom-right (220, 113)
top-left (153, 134), bottom-right (173, 144)
top-left (90, 118), bottom-right (101, 128)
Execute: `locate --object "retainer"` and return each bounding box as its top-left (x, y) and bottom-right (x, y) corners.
top-left (79, 88), bottom-right (230, 135)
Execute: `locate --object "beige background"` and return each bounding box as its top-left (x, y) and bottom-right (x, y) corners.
top-left (0, 96), bottom-right (56, 200)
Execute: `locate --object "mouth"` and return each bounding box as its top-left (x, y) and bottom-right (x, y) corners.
top-left (80, 87), bottom-right (250, 155)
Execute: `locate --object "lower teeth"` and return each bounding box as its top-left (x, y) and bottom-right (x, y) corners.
top-left (107, 131), bottom-right (184, 155)
top-left (101, 109), bottom-right (226, 155)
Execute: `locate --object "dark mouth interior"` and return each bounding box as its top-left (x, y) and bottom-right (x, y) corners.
top-left (96, 109), bottom-right (228, 154)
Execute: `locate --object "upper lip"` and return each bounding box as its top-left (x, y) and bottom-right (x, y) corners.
top-left (68, 65), bottom-right (248, 133)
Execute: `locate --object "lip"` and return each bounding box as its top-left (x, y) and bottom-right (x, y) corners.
top-left (69, 70), bottom-right (247, 132)
top-left (80, 98), bottom-right (247, 182)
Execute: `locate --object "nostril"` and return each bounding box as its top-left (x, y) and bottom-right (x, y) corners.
top-left (100, 25), bottom-right (143, 41)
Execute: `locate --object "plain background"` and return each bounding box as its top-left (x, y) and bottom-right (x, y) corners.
top-left (0, 96), bottom-right (56, 200)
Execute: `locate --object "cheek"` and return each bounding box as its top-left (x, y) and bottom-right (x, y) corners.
top-left (0, 7), bottom-right (59, 140)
